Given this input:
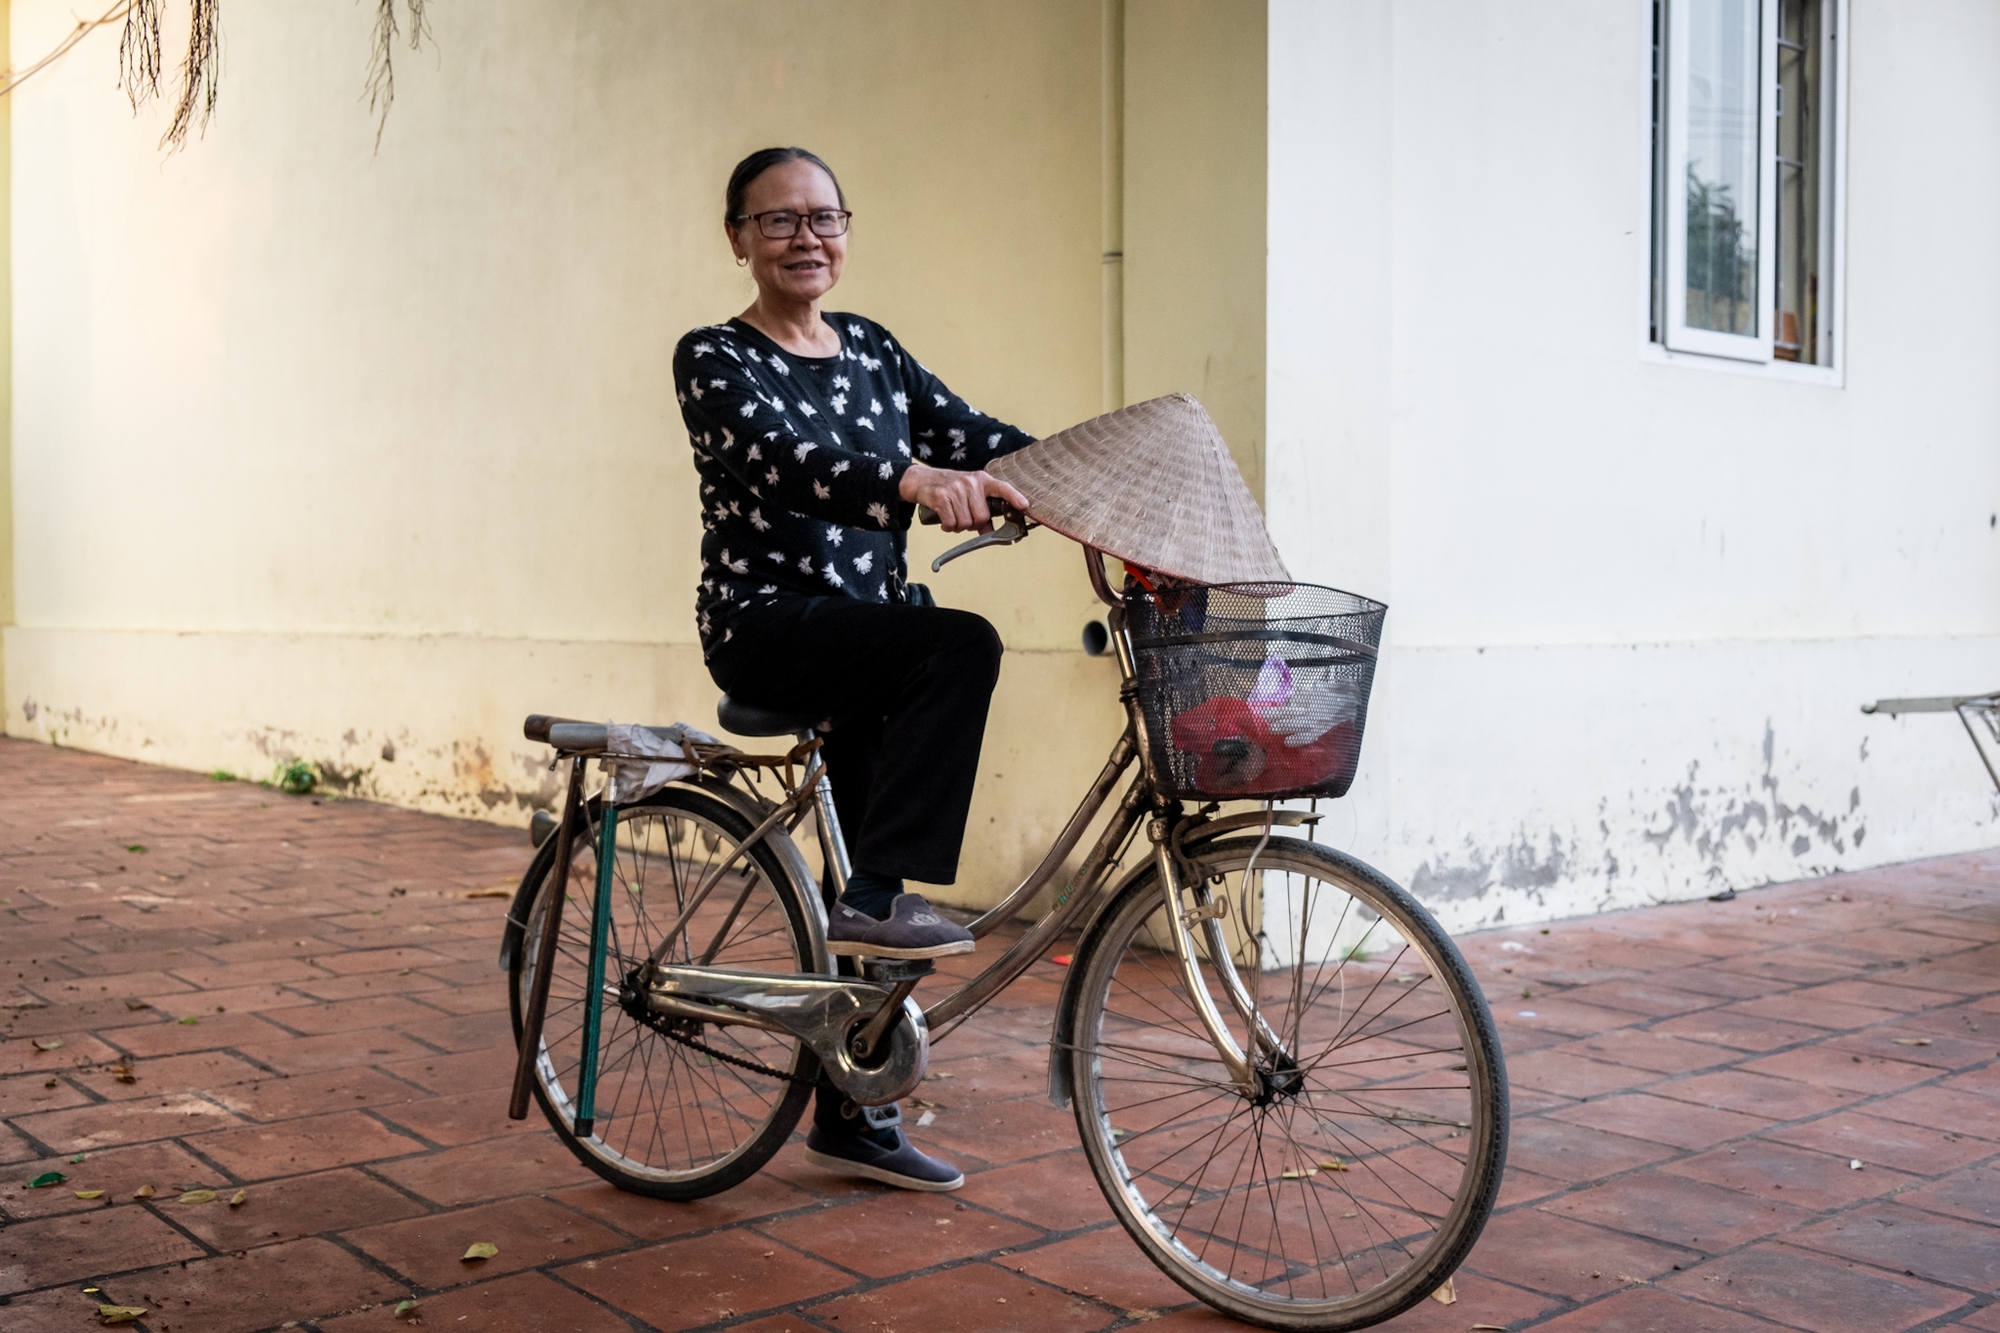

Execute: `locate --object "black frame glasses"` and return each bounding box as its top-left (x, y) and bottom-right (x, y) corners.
top-left (732, 208), bottom-right (852, 240)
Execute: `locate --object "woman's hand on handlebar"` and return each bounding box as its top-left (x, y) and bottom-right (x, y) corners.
top-left (899, 464), bottom-right (1030, 534)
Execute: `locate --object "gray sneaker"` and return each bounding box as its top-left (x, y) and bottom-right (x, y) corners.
top-left (826, 893), bottom-right (975, 959)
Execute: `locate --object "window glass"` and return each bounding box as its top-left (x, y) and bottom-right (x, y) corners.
top-left (1774, 0), bottom-right (1824, 361)
top-left (1683, 0), bottom-right (1762, 336)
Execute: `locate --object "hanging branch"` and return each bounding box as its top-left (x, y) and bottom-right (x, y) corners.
top-left (158, 0), bottom-right (222, 150)
top-left (0, 2), bottom-right (129, 100)
top-left (365, 0), bottom-right (430, 149)
top-left (118, 0), bottom-right (162, 110)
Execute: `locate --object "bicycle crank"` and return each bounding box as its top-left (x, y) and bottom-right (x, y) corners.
top-left (641, 964), bottom-right (929, 1106)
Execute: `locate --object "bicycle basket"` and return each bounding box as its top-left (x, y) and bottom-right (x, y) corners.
top-left (1126, 582), bottom-right (1386, 801)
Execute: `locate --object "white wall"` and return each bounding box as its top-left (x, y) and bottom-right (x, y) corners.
top-left (1267, 0), bottom-right (2000, 931)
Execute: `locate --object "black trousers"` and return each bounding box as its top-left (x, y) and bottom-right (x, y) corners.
top-left (705, 597), bottom-right (1004, 885)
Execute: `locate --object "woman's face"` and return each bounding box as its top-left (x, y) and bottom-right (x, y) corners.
top-left (728, 159), bottom-right (847, 306)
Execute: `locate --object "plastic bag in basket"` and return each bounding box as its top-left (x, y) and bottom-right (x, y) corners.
top-left (1170, 694), bottom-right (1357, 795)
top-left (1246, 658), bottom-right (1360, 748)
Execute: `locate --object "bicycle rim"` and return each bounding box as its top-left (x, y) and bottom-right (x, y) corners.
top-left (1068, 837), bottom-right (1506, 1330)
top-left (511, 787), bottom-right (818, 1198)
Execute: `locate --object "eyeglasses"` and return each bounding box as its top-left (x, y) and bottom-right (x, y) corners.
top-left (732, 208), bottom-right (852, 240)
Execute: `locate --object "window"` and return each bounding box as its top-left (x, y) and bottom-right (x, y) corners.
top-left (1652, 0), bottom-right (1840, 368)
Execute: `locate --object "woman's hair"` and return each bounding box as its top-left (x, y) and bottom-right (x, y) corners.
top-left (724, 147), bottom-right (846, 226)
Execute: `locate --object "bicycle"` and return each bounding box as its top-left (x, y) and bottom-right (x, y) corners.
top-left (500, 513), bottom-right (1507, 1331)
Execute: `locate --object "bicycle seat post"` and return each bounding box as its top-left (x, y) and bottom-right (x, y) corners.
top-left (806, 727), bottom-right (853, 904)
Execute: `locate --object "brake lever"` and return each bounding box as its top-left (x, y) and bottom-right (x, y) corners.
top-left (917, 500), bottom-right (1031, 571)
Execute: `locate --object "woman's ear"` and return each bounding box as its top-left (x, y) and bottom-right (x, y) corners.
top-left (725, 221), bottom-right (746, 263)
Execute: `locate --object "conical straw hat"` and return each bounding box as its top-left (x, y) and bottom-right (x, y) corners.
top-left (988, 393), bottom-right (1291, 585)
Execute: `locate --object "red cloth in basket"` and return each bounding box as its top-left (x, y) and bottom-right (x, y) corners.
top-left (1169, 696), bottom-right (1356, 796)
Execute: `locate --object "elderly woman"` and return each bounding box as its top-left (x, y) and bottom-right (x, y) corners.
top-left (672, 147), bottom-right (1033, 1191)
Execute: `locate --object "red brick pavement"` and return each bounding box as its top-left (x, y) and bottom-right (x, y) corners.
top-left (3, 737), bottom-right (1999, 1332)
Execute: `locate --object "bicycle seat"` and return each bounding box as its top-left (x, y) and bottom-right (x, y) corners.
top-left (716, 695), bottom-right (825, 738)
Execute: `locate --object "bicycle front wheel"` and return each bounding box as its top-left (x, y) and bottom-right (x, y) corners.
top-left (509, 785), bottom-right (821, 1199)
top-left (1065, 837), bottom-right (1506, 1330)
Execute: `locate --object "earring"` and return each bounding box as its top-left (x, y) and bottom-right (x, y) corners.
top-left (736, 256), bottom-right (748, 267)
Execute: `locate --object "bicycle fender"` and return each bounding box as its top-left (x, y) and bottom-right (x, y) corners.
top-left (496, 780), bottom-right (833, 978)
top-left (1045, 826), bottom-right (1321, 1110)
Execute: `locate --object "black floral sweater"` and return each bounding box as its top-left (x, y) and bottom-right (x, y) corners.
top-left (674, 314), bottom-right (1035, 656)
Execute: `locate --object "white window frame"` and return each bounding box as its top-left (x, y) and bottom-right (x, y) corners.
top-left (1646, 0), bottom-right (1847, 385)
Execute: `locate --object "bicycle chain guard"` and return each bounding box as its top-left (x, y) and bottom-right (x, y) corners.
top-left (642, 964), bottom-right (929, 1106)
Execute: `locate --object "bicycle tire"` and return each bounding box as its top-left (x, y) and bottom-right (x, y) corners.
top-left (1064, 836), bottom-right (1507, 1330)
top-left (508, 785), bottom-right (820, 1199)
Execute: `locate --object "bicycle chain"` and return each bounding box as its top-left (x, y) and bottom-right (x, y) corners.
top-left (629, 999), bottom-right (818, 1086)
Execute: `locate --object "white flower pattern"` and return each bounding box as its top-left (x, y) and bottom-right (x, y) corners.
top-left (674, 314), bottom-right (1035, 651)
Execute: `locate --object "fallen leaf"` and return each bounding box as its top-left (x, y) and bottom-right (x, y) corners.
top-left (1850, 1159), bottom-right (1864, 1170)
top-left (461, 887), bottom-right (512, 899)
top-left (463, 1242), bottom-right (499, 1261)
top-left (394, 1299), bottom-right (420, 1317)
top-left (1472, 1326), bottom-right (1508, 1331)
top-left (1280, 1167), bottom-right (1317, 1179)
top-left (178, 1016), bottom-right (200, 1026)
top-left (123, 1000), bottom-right (151, 1011)
top-left (229, 1189), bottom-right (248, 1207)
top-left (32, 1037), bottom-right (63, 1052)
top-left (178, 1189), bottom-right (216, 1204)
top-left (916, 1109), bottom-right (936, 1127)
top-left (70, 1153), bottom-right (87, 1164)
top-left (29, 1171), bottom-right (65, 1188)
top-left (1893, 1038), bottom-right (1931, 1047)
top-left (1319, 1158), bottom-right (1350, 1172)
top-left (134, 1184), bottom-right (156, 1199)
top-left (43, 1078), bottom-right (58, 1088)
top-left (75, 1190), bottom-right (105, 1200)
top-left (97, 1306), bottom-right (148, 1326)
top-left (1430, 1277), bottom-right (1457, 1305)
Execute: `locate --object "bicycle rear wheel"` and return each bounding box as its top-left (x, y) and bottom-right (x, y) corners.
top-left (1065, 836), bottom-right (1506, 1330)
top-left (509, 785), bottom-right (820, 1199)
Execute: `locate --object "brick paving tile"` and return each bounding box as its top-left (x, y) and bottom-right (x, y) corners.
top-left (1549, 1026), bottom-right (1739, 1075)
top-left (378, 1047), bottom-right (516, 1095)
top-left (561, 1228), bottom-right (854, 1328)
top-left (208, 1066), bottom-right (425, 1121)
top-left (1889, 1161), bottom-right (2000, 1225)
top-left (1538, 1168), bottom-right (1814, 1252)
top-left (371, 1132), bottom-right (594, 1206)
top-left (1658, 1242), bottom-right (1964, 1332)
top-left (1650, 1008), bottom-right (1830, 1053)
top-left (227, 1026), bottom-right (437, 1075)
top-left (1523, 1285), bottom-right (1790, 1331)
top-left (1545, 1092), bottom-right (1773, 1150)
top-left (169, 1165), bottom-right (427, 1248)
top-left (369, 1085), bottom-right (553, 1147)
top-left (316, 1271), bottom-right (634, 1333)
top-left (1786, 1202), bottom-right (2000, 1292)
top-left (11, 1089), bottom-right (243, 1152)
top-left (1823, 1025), bottom-right (1997, 1072)
top-left (0, 1070), bottom-right (94, 1117)
top-left (2, 1138), bottom-right (218, 1220)
top-left (1503, 1115), bottom-right (1679, 1181)
top-left (0, 1201), bottom-right (206, 1289)
top-left (1354, 1271), bottom-right (1563, 1332)
top-left (553, 1172), bottom-right (816, 1241)
top-left (758, 1192), bottom-right (1042, 1280)
top-left (1505, 1046), bottom-right (1661, 1100)
top-left (1720, 991), bottom-right (1918, 1033)
top-left (1660, 1137), bottom-right (1920, 1211)
top-left (1737, 1044), bottom-right (1941, 1094)
top-left (66, 1048), bottom-right (269, 1102)
top-left (1463, 1210), bottom-right (1690, 1300)
top-left (1763, 1111), bottom-right (1999, 1175)
top-left (189, 1107), bottom-right (427, 1179)
top-left (101, 1010), bottom-right (290, 1059)
top-left (806, 1261), bottom-right (1117, 1333)
top-left (1000, 1221), bottom-right (1193, 1311)
top-left (1647, 1068), bottom-right (1864, 1120)
top-left (343, 1193), bottom-right (629, 1288)
top-left (1864, 1084), bottom-right (2000, 1140)
top-left (1959, 1307), bottom-right (2000, 1333)
top-left (90, 1237), bottom-right (408, 1333)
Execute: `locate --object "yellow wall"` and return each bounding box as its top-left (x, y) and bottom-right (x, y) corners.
top-left (1125, 0), bottom-right (1268, 497)
top-left (6, 0), bottom-right (1266, 909)
top-left (1, 0), bottom-right (12, 699)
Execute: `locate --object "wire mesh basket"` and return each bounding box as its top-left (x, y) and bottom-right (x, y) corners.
top-left (1126, 582), bottom-right (1387, 801)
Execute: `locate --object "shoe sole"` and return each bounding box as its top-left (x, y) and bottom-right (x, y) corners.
top-left (803, 1147), bottom-right (964, 1192)
top-left (825, 939), bottom-right (976, 959)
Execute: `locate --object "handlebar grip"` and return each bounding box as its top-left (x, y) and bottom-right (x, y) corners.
top-left (917, 498), bottom-right (1012, 527)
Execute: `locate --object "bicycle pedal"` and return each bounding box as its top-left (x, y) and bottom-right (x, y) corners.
top-left (861, 956), bottom-right (937, 984)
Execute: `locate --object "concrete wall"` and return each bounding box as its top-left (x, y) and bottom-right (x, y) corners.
top-left (1267, 0), bottom-right (2000, 931)
top-left (6, 1), bottom-right (1267, 910)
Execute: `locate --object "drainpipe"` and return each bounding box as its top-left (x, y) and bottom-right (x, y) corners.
top-left (1101, 0), bottom-right (1125, 413)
